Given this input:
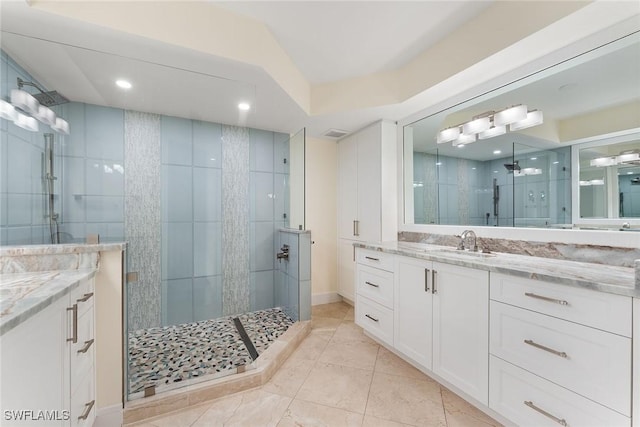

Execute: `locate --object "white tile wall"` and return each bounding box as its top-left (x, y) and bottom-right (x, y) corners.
top-left (162, 222), bottom-right (194, 280)
top-left (193, 222), bottom-right (222, 277)
top-left (193, 167), bottom-right (221, 222)
top-left (193, 276), bottom-right (223, 321)
top-left (161, 116), bottom-right (192, 166)
top-left (193, 121), bottom-right (221, 168)
top-left (162, 165), bottom-right (193, 222)
top-left (85, 104), bottom-right (124, 161)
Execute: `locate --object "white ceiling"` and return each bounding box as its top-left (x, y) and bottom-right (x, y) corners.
top-left (0, 0), bottom-right (501, 139)
top-left (0, 1), bottom-right (637, 143)
top-left (216, 1), bottom-right (492, 84)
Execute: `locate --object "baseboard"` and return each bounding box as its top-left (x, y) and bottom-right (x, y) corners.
top-left (94, 404), bottom-right (123, 427)
top-left (312, 292), bottom-right (343, 306)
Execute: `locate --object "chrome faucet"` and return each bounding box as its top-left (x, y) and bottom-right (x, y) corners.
top-left (458, 230), bottom-right (478, 252)
top-left (276, 244), bottom-right (289, 263)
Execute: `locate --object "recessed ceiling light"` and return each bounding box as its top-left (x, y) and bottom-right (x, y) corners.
top-left (627, 171), bottom-right (634, 175)
top-left (493, 170), bottom-right (498, 173)
top-left (116, 80), bottom-right (132, 89)
top-left (238, 102), bottom-right (251, 111)
top-left (493, 150), bottom-right (502, 155)
top-left (530, 157), bottom-right (537, 160)
top-left (553, 161), bottom-right (559, 164)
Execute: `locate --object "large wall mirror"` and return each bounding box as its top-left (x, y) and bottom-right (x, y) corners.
top-left (403, 31), bottom-right (640, 229)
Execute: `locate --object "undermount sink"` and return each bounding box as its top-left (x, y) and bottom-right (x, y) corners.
top-left (438, 248), bottom-right (497, 258)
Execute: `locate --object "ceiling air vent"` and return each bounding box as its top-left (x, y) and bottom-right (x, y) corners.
top-left (323, 129), bottom-right (349, 139)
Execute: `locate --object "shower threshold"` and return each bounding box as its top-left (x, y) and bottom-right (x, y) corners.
top-left (127, 307), bottom-right (294, 400)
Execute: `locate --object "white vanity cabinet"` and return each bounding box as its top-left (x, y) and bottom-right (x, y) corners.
top-left (355, 249), bottom-right (395, 347)
top-left (337, 121), bottom-right (396, 301)
top-left (394, 256), bottom-right (433, 369)
top-left (0, 276), bottom-right (96, 427)
top-left (431, 262), bottom-right (489, 406)
top-left (360, 250), bottom-right (489, 405)
top-left (489, 273), bottom-right (632, 426)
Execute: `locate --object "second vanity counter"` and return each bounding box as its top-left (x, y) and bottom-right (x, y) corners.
top-left (355, 241), bottom-right (638, 298)
top-left (0, 269), bottom-right (97, 336)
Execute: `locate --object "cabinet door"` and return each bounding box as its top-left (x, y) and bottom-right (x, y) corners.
top-left (337, 238), bottom-right (356, 301)
top-left (1, 296), bottom-right (70, 426)
top-left (337, 134), bottom-right (358, 240)
top-left (394, 256), bottom-right (433, 370)
top-left (432, 262), bottom-right (489, 405)
top-left (356, 123), bottom-right (382, 242)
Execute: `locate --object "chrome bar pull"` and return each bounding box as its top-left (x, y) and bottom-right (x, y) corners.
top-left (432, 270), bottom-right (437, 294)
top-left (525, 292), bottom-right (569, 306)
top-left (365, 281), bottom-right (379, 288)
top-left (77, 292), bottom-right (94, 303)
top-left (524, 401), bottom-right (567, 426)
top-left (365, 256), bottom-right (379, 261)
top-left (66, 304), bottom-right (78, 343)
top-left (365, 314), bottom-right (379, 322)
top-left (78, 400), bottom-right (95, 421)
top-left (425, 268), bottom-right (430, 292)
top-left (353, 220), bottom-right (357, 236)
top-left (524, 339), bottom-right (568, 358)
top-left (355, 220), bottom-right (360, 236)
top-left (77, 339), bottom-right (95, 354)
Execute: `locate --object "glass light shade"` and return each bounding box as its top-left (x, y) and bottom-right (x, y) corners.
top-left (493, 105), bottom-right (527, 126)
top-left (0, 99), bottom-right (17, 121)
top-left (590, 156), bottom-right (616, 167)
top-left (616, 152), bottom-right (640, 164)
top-left (35, 105), bottom-right (57, 125)
top-left (51, 118), bottom-right (70, 135)
top-left (11, 89), bottom-right (40, 115)
top-left (462, 117), bottom-right (490, 135)
top-left (453, 133), bottom-right (476, 146)
top-left (590, 179), bottom-right (605, 186)
top-left (510, 110), bottom-right (544, 131)
top-left (579, 180), bottom-right (591, 186)
top-left (478, 125), bottom-right (506, 140)
top-left (13, 112), bottom-right (39, 132)
top-left (437, 127), bottom-right (460, 144)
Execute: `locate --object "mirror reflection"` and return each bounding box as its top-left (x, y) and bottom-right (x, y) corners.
top-left (404, 32), bottom-right (640, 228)
top-left (578, 137), bottom-right (640, 219)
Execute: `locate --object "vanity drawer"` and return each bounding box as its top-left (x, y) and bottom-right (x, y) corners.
top-left (71, 305), bottom-right (95, 396)
top-left (490, 272), bottom-right (631, 336)
top-left (356, 249), bottom-right (394, 272)
top-left (357, 264), bottom-right (394, 309)
top-left (355, 295), bottom-right (393, 347)
top-left (490, 301), bottom-right (631, 415)
top-left (490, 356), bottom-right (630, 427)
top-left (71, 277), bottom-right (95, 317)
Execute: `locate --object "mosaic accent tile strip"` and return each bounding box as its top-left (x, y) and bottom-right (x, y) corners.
top-left (128, 307), bottom-right (293, 398)
top-left (125, 111), bottom-right (162, 331)
top-left (221, 125), bottom-right (250, 316)
top-left (457, 159), bottom-right (469, 224)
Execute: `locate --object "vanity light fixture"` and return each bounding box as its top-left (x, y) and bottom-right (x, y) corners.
top-left (453, 133), bottom-right (476, 146)
top-left (510, 110), bottom-right (544, 131)
top-left (514, 167), bottom-right (542, 177)
top-left (580, 179), bottom-right (605, 186)
top-left (14, 112), bottom-right (39, 132)
top-left (0, 99), bottom-right (17, 121)
top-left (493, 150), bottom-right (502, 155)
top-left (590, 150), bottom-right (640, 167)
top-left (478, 125), bottom-right (506, 140)
top-left (437, 104), bottom-right (543, 145)
top-left (238, 102), bottom-right (251, 111)
top-left (11, 89), bottom-right (40, 115)
top-left (3, 79), bottom-right (70, 134)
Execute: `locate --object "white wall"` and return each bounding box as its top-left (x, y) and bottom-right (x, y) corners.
top-left (305, 137), bottom-right (338, 301)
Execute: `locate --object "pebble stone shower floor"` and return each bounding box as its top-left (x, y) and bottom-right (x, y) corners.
top-left (128, 307), bottom-right (294, 397)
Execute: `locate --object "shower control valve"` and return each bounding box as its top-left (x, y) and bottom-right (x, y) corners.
top-left (277, 244), bottom-right (290, 263)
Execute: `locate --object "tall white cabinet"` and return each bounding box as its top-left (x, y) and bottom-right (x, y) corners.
top-left (337, 121), bottom-right (397, 301)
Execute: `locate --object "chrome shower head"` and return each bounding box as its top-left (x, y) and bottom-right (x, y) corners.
top-left (503, 160), bottom-right (521, 172)
top-left (17, 78), bottom-right (69, 107)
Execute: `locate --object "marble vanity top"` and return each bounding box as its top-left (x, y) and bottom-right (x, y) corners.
top-left (0, 269), bottom-right (96, 336)
top-left (356, 241), bottom-right (639, 298)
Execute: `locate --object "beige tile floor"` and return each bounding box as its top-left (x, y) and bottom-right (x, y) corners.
top-left (130, 302), bottom-right (503, 427)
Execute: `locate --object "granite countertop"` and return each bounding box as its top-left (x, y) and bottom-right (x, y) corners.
top-left (0, 269), bottom-right (97, 336)
top-left (355, 241), bottom-right (639, 298)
